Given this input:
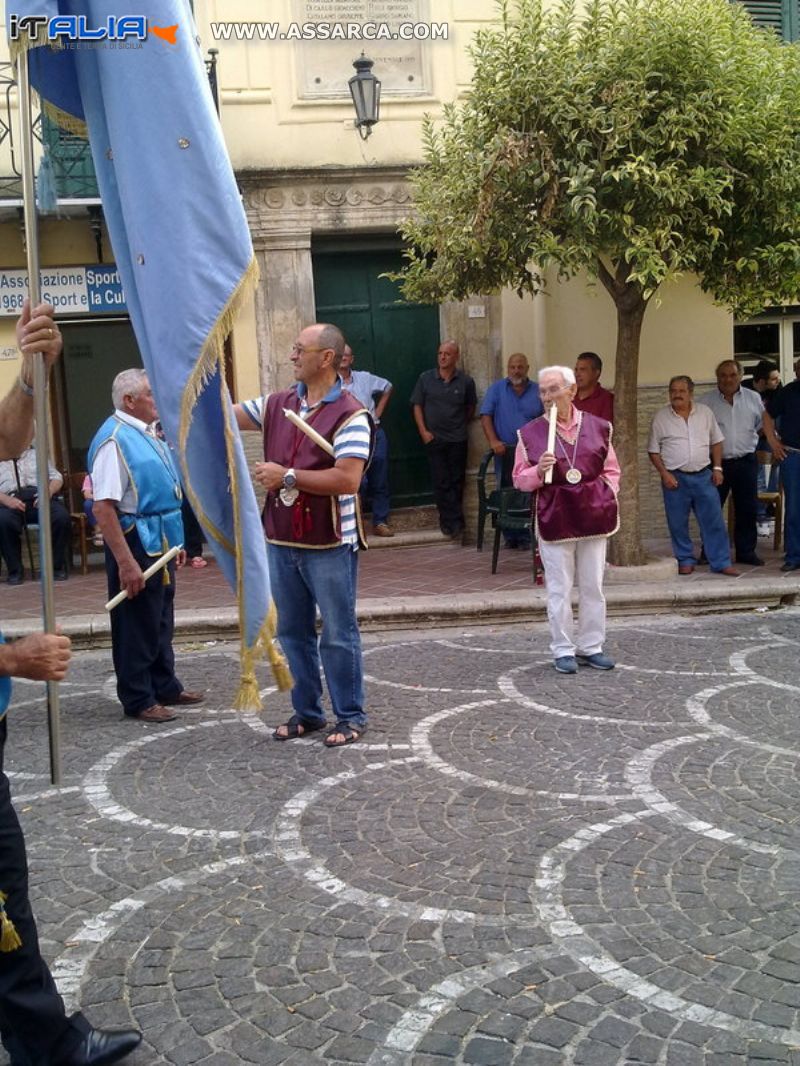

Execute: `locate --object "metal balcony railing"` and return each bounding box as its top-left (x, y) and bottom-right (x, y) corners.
top-left (0, 49), bottom-right (219, 204)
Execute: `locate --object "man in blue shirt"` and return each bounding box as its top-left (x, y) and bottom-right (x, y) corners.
top-left (340, 344), bottom-right (394, 537)
top-left (698, 359), bottom-right (765, 566)
top-left (480, 353), bottom-right (543, 548)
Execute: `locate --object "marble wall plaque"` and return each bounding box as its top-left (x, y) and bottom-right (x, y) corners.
top-left (294, 0), bottom-right (432, 97)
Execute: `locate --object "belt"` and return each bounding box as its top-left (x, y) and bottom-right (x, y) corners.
top-left (723, 454), bottom-right (755, 462)
top-left (670, 466), bottom-right (710, 475)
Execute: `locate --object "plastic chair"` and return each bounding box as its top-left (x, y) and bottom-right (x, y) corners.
top-left (476, 449), bottom-right (503, 551)
top-left (491, 487), bottom-right (536, 580)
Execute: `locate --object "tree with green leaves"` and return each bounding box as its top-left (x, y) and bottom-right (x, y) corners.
top-left (398, 0), bottom-right (800, 564)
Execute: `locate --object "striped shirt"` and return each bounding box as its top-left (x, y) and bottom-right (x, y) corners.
top-left (242, 379), bottom-right (371, 546)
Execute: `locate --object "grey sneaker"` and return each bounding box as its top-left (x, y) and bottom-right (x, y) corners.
top-left (554, 656), bottom-right (578, 674)
top-left (576, 652), bottom-right (615, 670)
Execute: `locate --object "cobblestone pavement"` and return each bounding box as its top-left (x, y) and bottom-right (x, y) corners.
top-left (3, 608), bottom-right (800, 1065)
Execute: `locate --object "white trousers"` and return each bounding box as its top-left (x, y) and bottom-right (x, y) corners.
top-left (538, 536), bottom-right (607, 658)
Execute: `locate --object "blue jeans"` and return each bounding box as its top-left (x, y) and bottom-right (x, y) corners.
top-left (662, 469), bottom-right (731, 571)
top-left (267, 543), bottom-right (366, 728)
top-left (781, 451), bottom-right (800, 566)
top-left (361, 426), bottom-right (390, 525)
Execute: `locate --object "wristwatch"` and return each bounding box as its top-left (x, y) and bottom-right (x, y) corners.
top-left (282, 468), bottom-right (297, 489)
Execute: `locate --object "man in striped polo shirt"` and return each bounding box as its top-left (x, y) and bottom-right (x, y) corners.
top-left (235, 323), bottom-right (373, 748)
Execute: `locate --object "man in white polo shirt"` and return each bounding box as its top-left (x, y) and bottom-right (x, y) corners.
top-left (648, 375), bottom-right (738, 576)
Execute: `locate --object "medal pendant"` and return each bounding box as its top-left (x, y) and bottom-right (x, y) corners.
top-left (565, 467), bottom-right (582, 485)
top-left (279, 487), bottom-right (299, 507)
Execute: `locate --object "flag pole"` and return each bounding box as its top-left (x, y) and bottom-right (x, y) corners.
top-left (15, 48), bottom-right (62, 787)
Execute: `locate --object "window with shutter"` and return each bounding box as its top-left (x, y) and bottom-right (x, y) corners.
top-left (736, 0), bottom-right (799, 40)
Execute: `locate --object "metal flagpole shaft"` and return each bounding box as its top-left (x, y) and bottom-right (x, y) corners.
top-left (16, 48), bottom-right (62, 787)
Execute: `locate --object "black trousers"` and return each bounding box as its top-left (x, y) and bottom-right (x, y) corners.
top-left (0, 720), bottom-right (88, 1064)
top-left (426, 439), bottom-right (468, 535)
top-left (180, 498), bottom-right (203, 559)
top-left (106, 528), bottom-right (183, 716)
top-left (0, 496), bottom-right (71, 578)
top-left (718, 453), bottom-right (758, 560)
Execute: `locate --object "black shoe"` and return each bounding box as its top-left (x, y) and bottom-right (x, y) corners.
top-left (781, 562), bottom-right (800, 573)
top-left (6, 572), bottom-right (23, 586)
top-left (736, 555), bottom-right (765, 566)
top-left (53, 568), bottom-right (69, 581)
top-left (66, 1027), bottom-right (142, 1065)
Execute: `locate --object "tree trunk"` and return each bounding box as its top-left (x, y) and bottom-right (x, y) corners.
top-left (609, 297), bottom-right (648, 566)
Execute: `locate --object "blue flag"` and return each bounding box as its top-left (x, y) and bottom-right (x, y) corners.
top-left (8, 0), bottom-right (289, 704)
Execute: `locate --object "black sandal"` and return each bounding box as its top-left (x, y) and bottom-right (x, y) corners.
top-left (273, 714), bottom-right (327, 741)
top-left (324, 722), bottom-right (366, 748)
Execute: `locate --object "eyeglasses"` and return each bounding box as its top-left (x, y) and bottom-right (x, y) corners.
top-left (539, 384), bottom-right (571, 397)
top-left (290, 344), bottom-right (331, 355)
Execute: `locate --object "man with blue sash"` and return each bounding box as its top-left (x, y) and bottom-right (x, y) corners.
top-left (0, 304), bottom-right (141, 1065)
top-left (89, 370), bottom-right (203, 724)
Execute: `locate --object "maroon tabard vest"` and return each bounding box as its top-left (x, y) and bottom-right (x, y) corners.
top-left (519, 411), bottom-right (619, 543)
top-left (262, 387), bottom-right (369, 548)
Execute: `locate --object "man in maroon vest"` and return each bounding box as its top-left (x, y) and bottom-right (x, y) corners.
top-left (513, 365), bottom-right (620, 674)
top-left (235, 323), bottom-right (373, 747)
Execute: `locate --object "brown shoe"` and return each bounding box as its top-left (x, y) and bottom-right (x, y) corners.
top-left (162, 690), bottom-right (204, 706)
top-left (716, 566), bottom-right (740, 576)
top-left (372, 523), bottom-right (394, 538)
top-left (678, 565), bottom-right (695, 575)
top-left (137, 704), bottom-right (178, 723)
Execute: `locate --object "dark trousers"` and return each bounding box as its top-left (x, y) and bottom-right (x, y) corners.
top-left (180, 498), bottom-right (203, 558)
top-left (718, 453), bottom-right (758, 560)
top-left (0, 495), bottom-right (70, 578)
top-left (105, 528), bottom-right (183, 716)
top-left (426, 439), bottom-right (468, 535)
top-left (0, 722), bottom-right (89, 1064)
top-left (360, 427), bottom-right (391, 526)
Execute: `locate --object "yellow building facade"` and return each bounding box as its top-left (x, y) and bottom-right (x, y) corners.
top-left (0, 1), bottom-right (795, 534)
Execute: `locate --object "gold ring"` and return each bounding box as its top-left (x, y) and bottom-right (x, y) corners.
top-left (47, 328), bottom-right (53, 338)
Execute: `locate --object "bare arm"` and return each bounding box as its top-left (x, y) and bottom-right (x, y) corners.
top-left (92, 500), bottom-right (146, 599)
top-left (0, 632), bottom-right (71, 681)
top-left (254, 457), bottom-right (366, 497)
top-left (710, 442), bottom-right (724, 486)
top-left (233, 403), bottom-right (261, 432)
top-left (465, 404), bottom-right (476, 423)
top-left (374, 387), bottom-right (393, 422)
top-left (762, 410), bottom-right (786, 461)
top-left (413, 404), bottom-right (433, 444)
top-left (480, 414), bottom-right (505, 455)
top-left (0, 302), bottom-right (62, 461)
top-left (649, 451), bottom-right (678, 490)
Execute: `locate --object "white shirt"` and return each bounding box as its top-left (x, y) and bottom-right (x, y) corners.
top-left (697, 387), bottom-right (762, 459)
top-left (647, 403), bottom-right (724, 472)
top-left (0, 447), bottom-right (61, 496)
top-left (91, 411), bottom-right (155, 513)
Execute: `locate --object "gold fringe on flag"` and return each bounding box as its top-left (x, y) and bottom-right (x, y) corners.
top-left (177, 256), bottom-right (291, 708)
top-left (0, 892), bottom-right (22, 953)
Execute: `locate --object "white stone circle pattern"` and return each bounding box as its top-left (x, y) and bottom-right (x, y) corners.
top-left (6, 614), bottom-right (800, 1063)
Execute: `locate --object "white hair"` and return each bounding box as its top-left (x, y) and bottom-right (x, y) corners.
top-left (112, 368), bottom-right (148, 410)
top-left (538, 365), bottom-right (576, 387)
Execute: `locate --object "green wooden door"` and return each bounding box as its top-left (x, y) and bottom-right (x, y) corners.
top-left (313, 248), bottom-right (440, 507)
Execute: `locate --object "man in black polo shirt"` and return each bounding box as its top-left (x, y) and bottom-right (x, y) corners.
top-left (763, 379), bottom-right (800, 572)
top-left (411, 340), bottom-right (477, 538)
